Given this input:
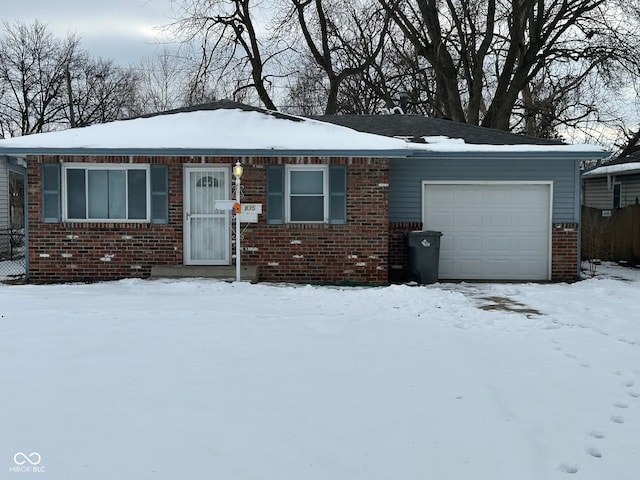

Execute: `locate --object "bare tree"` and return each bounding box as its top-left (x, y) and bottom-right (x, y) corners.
top-left (136, 47), bottom-right (189, 113)
top-left (0, 20), bottom-right (80, 135)
top-left (378, 0), bottom-right (635, 133)
top-left (0, 21), bottom-right (141, 135)
top-left (334, 25), bottom-right (443, 115)
top-left (167, 0), bottom-right (287, 109)
top-left (66, 56), bottom-right (139, 126)
top-left (281, 0), bottom-right (389, 114)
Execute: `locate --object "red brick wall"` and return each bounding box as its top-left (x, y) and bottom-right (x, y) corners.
top-left (240, 157), bottom-right (389, 284)
top-left (388, 222), bottom-right (422, 283)
top-left (27, 155), bottom-right (390, 284)
top-left (552, 222), bottom-right (579, 281)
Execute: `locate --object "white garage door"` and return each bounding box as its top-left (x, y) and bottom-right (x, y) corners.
top-left (423, 183), bottom-right (552, 280)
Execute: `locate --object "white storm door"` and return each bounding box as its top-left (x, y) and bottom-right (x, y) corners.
top-left (184, 167), bottom-right (230, 265)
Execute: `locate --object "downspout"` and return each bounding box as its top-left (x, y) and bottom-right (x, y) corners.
top-left (576, 160), bottom-right (582, 279)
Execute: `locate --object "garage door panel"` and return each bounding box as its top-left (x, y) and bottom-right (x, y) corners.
top-left (429, 211), bottom-right (455, 228)
top-left (514, 211), bottom-right (549, 229)
top-left (513, 235), bottom-right (548, 254)
top-left (454, 188), bottom-right (483, 206)
top-left (484, 189), bottom-right (512, 206)
top-left (424, 183), bottom-right (551, 280)
top-left (486, 259), bottom-right (512, 276)
top-left (516, 187), bottom-right (549, 205)
top-left (485, 212), bottom-right (513, 228)
top-left (438, 258), bottom-right (455, 277)
top-left (429, 189), bottom-right (455, 207)
top-left (439, 235), bottom-right (454, 253)
top-left (454, 235), bottom-right (483, 254)
top-left (457, 212), bottom-right (483, 227)
top-left (513, 259), bottom-right (548, 278)
top-left (484, 235), bottom-right (512, 253)
top-left (456, 259), bottom-right (483, 277)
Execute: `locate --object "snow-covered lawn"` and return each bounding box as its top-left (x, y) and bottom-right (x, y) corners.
top-left (1, 264), bottom-right (639, 479)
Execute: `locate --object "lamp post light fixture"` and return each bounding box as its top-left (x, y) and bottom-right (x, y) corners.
top-left (233, 161), bottom-right (243, 282)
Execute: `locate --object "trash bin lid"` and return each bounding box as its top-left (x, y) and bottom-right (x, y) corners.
top-left (408, 230), bottom-right (442, 237)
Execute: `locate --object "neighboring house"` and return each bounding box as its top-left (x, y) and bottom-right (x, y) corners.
top-left (582, 151), bottom-right (640, 209)
top-left (0, 156), bottom-right (25, 257)
top-left (0, 101), bottom-right (608, 284)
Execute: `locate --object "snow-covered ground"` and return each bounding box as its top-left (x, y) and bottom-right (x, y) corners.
top-left (1, 263), bottom-right (638, 479)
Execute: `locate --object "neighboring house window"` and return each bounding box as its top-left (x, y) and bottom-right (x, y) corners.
top-left (266, 164), bottom-right (347, 224)
top-left (613, 182), bottom-right (621, 209)
top-left (63, 165), bottom-right (150, 221)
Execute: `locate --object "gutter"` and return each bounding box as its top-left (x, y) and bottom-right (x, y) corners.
top-left (0, 147), bottom-right (412, 159)
top-left (0, 147), bottom-right (610, 162)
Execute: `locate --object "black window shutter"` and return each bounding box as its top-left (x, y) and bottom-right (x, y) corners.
top-left (329, 165), bottom-right (347, 224)
top-left (41, 163), bottom-right (61, 222)
top-left (150, 164), bottom-right (169, 224)
top-left (267, 165), bottom-right (285, 224)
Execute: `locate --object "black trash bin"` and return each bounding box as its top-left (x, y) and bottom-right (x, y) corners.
top-left (405, 230), bottom-right (443, 284)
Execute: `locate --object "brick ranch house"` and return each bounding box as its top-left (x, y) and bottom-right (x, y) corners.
top-left (0, 101), bottom-right (608, 284)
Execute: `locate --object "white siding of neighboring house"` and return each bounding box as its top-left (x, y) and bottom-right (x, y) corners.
top-left (619, 173), bottom-right (640, 206)
top-left (583, 176), bottom-right (612, 209)
top-left (0, 159), bottom-right (9, 253)
top-left (583, 174), bottom-right (640, 209)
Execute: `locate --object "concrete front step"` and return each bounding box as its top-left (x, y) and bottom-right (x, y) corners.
top-left (150, 265), bottom-right (259, 282)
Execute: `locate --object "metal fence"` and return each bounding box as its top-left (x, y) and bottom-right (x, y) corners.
top-left (0, 229), bottom-right (26, 282)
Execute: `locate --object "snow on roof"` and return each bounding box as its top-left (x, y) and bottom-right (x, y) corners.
top-left (415, 135), bottom-right (607, 153)
top-left (0, 109), bottom-right (413, 155)
top-left (0, 108), bottom-right (609, 157)
top-left (583, 162), bottom-right (640, 177)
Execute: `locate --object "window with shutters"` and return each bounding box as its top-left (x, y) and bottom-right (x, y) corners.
top-left (62, 164), bottom-right (150, 221)
top-left (267, 164), bottom-right (346, 225)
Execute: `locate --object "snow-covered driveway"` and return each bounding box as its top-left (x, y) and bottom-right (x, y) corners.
top-left (1, 264), bottom-right (638, 479)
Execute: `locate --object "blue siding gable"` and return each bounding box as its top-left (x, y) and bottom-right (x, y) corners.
top-left (389, 157), bottom-right (580, 223)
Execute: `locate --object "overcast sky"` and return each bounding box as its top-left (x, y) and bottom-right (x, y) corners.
top-left (2, 0), bottom-right (176, 65)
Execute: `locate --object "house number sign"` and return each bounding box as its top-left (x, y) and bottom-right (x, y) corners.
top-left (239, 203), bottom-right (262, 223)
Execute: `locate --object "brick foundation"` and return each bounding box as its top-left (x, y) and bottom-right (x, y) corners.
top-left (27, 155), bottom-right (390, 284)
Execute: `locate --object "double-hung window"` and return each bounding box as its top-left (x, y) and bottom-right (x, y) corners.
top-left (266, 163), bottom-right (347, 224)
top-left (287, 167), bottom-right (328, 223)
top-left (63, 164), bottom-right (150, 221)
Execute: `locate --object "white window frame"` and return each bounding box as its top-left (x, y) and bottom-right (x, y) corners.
top-left (613, 181), bottom-right (622, 209)
top-left (62, 163), bottom-right (151, 222)
top-left (285, 165), bottom-right (329, 223)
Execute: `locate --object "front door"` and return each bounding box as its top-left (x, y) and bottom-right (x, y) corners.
top-left (184, 167), bottom-right (230, 265)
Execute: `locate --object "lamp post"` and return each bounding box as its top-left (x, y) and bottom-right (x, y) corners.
top-left (232, 161), bottom-right (243, 282)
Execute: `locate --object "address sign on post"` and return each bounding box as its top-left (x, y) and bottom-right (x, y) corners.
top-left (239, 203), bottom-right (262, 223)
top-left (215, 201), bottom-right (262, 222)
